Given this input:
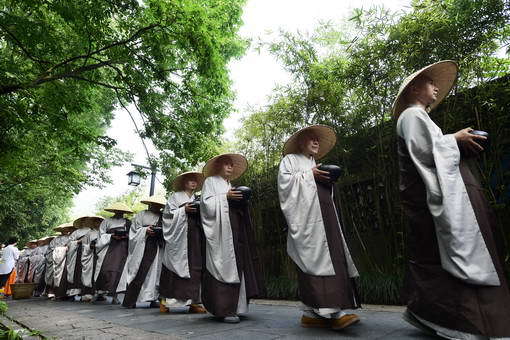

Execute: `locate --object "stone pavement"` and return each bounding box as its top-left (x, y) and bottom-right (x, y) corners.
top-left (4, 298), bottom-right (437, 339)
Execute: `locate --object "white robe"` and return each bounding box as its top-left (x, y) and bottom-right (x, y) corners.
top-left (200, 175), bottom-right (239, 284)
top-left (397, 106), bottom-right (499, 286)
top-left (81, 229), bottom-right (99, 289)
top-left (117, 210), bottom-right (163, 302)
top-left (16, 249), bottom-right (32, 282)
top-left (66, 228), bottom-right (91, 285)
top-left (162, 191), bottom-right (195, 278)
top-left (26, 248), bottom-right (38, 282)
top-left (45, 241), bottom-right (56, 286)
top-left (94, 217), bottom-right (129, 282)
top-left (31, 245), bottom-right (48, 284)
top-left (277, 153), bottom-right (358, 278)
top-left (51, 235), bottom-right (71, 287)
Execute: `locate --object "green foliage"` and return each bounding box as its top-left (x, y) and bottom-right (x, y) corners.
top-left (264, 276), bottom-right (298, 300)
top-left (234, 0), bottom-right (510, 303)
top-left (1, 0), bottom-right (247, 239)
top-left (0, 302), bottom-right (7, 315)
top-left (357, 272), bottom-right (403, 305)
top-left (94, 186), bottom-right (162, 217)
top-left (0, 328), bottom-right (23, 340)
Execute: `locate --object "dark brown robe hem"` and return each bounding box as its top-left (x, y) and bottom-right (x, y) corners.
top-left (159, 213), bottom-right (204, 302)
top-left (95, 230), bottom-right (128, 294)
top-left (296, 181), bottom-right (360, 310)
top-left (399, 136), bottom-right (510, 337)
top-left (201, 203), bottom-right (264, 317)
top-left (122, 235), bottom-right (159, 307)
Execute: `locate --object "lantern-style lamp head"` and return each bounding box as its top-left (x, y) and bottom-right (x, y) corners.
top-left (127, 170), bottom-right (141, 186)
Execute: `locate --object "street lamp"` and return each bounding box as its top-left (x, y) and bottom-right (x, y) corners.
top-left (127, 170), bottom-right (141, 186)
top-left (127, 163), bottom-right (157, 195)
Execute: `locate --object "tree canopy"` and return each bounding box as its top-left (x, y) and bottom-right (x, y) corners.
top-left (0, 0), bottom-right (247, 240)
top-left (236, 0), bottom-right (510, 173)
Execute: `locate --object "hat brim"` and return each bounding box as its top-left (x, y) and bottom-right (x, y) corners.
top-left (53, 222), bottom-right (76, 232)
top-left (104, 208), bottom-right (132, 213)
top-left (202, 153), bottom-right (248, 181)
top-left (73, 216), bottom-right (104, 229)
top-left (140, 196), bottom-right (166, 207)
top-left (172, 172), bottom-right (204, 191)
top-left (104, 202), bottom-right (133, 214)
top-left (283, 125), bottom-right (336, 160)
top-left (392, 60), bottom-right (458, 118)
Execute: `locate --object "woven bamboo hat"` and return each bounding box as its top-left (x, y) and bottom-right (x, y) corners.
top-left (283, 125), bottom-right (336, 160)
top-left (53, 222), bottom-right (76, 232)
top-left (172, 171), bottom-right (204, 191)
top-left (37, 236), bottom-right (54, 242)
top-left (140, 195), bottom-right (166, 207)
top-left (392, 60), bottom-right (458, 118)
top-left (202, 153), bottom-right (248, 181)
top-left (104, 202), bottom-right (133, 214)
top-left (73, 216), bottom-right (104, 229)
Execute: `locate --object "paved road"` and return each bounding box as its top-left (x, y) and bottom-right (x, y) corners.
top-left (4, 298), bottom-right (436, 339)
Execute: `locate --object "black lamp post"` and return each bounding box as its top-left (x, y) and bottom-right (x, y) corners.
top-left (127, 163), bottom-right (157, 196)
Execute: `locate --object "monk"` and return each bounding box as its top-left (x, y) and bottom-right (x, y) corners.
top-left (66, 221), bottom-right (94, 299)
top-left (159, 172), bottom-right (207, 314)
top-left (200, 153), bottom-right (264, 323)
top-left (94, 203), bottom-right (131, 304)
top-left (394, 60), bottom-right (510, 339)
top-left (78, 216), bottom-right (103, 302)
top-left (278, 125), bottom-right (361, 330)
top-left (120, 196), bottom-right (166, 308)
top-left (50, 223), bottom-right (77, 300)
top-left (32, 236), bottom-right (53, 297)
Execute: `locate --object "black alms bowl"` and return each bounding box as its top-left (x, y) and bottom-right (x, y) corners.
top-left (152, 226), bottom-right (163, 238)
top-left (318, 164), bottom-right (342, 182)
top-left (470, 130), bottom-right (489, 151)
top-left (189, 197), bottom-right (201, 210)
top-left (113, 229), bottom-right (127, 237)
top-left (234, 186), bottom-right (252, 201)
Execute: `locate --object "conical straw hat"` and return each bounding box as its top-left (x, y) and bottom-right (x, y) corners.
top-left (392, 60), bottom-right (458, 118)
top-left (140, 195), bottom-right (166, 207)
top-left (104, 202), bottom-right (133, 214)
top-left (283, 125), bottom-right (336, 160)
top-left (37, 236), bottom-right (54, 242)
top-left (73, 216), bottom-right (104, 229)
top-left (172, 172), bottom-right (204, 191)
top-left (53, 222), bottom-right (76, 232)
top-left (202, 153), bottom-right (248, 181)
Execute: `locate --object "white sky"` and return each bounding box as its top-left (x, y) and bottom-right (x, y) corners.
top-left (71, 0), bottom-right (410, 217)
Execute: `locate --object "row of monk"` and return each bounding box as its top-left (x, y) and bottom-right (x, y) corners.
top-left (15, 60), bottom-right (510, 338)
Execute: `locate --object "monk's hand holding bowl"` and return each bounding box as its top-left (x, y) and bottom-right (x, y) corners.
top-left (454, 127), bottom-right (486, 157)
top-left (146, 226), bottom-right (156, 236)
top-left (312, 164), bottom-right (330, 183)
top-left (227, 189), bottom-right (243, 201)
top-left (185, 203), bottom-right (197, 213)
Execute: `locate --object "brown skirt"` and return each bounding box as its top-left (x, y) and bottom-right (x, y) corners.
top-left (201, 203), bottom-right (264, 317)
top-left (54, 261), bottom-right (68, 299)
top-left (95, 234), bottom-right (129, 293)
top-left (159, 212), bottom-right (204, 302)
top-left (296, 181), bottom-right (360, 309)
top-left (122, 235), bottom-right (159, 307)
top-left (401, 155), bottom-right (510, 337)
